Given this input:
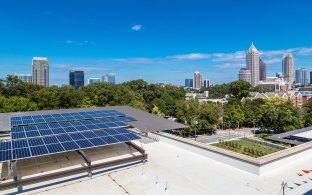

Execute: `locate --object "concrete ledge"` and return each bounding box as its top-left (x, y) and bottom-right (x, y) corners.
top-left (156, 132), bottom-right (312, 175)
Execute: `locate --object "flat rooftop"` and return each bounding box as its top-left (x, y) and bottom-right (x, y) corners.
top-left (2, 139), bottom-right (312, 194)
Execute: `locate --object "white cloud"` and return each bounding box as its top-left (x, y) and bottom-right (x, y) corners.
top-left (168, 53), bottom-right (210, 60)
top-left (131, 24), bottom-right (142, 31)
top-left (65, 40), bottom-right (93, 46)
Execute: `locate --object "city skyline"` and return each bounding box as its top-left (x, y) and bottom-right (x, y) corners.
top-left (1, 1), bottom-right (312, 85)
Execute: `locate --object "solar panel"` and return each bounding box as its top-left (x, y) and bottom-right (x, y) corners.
top-left (10, 110), bottom-right (129, 127)
top-left (2, 110), bottom-right (140, 162)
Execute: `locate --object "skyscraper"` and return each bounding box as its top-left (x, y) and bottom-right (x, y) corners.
top-left (193, 71), bottom-right (201, 90)
top-left (246, 43), bottom-right (260, 87)
top-left (238, 68), bottom-right (251, 84)
top-left (259, 58), bottom-right (266, 81)
top-left (184, 79), bottom-right (193, 88)
top-left (32, 57), bottom-right (49, 87)
top-left (282, 54), bottom-right (294, 84)
top-left (310, 71), bottom-right (312, 84)
top-left (102, 73), bottom-right (116, 84)
top-left (295, 68), bottom-right (309, 85)
top-left (17, 74), bottom-right (32, 83)
top-left (88, 78), bottom-right (101, 85)
top-left (203, 79), bottom-right (210, 88)
top-left (69, 70), bottom-right (84, 87)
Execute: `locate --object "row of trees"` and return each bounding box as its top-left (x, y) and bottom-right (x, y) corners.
top-left (0, 76), bottom-right (185, 115)
top-left (1, 76), bottom-right (311, 135)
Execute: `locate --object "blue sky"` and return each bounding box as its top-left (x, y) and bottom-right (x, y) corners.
top-left (0, 0), bottom-right (312, 85)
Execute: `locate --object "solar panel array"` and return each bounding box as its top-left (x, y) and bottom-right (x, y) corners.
top-left (0, 110), bottom-right (140, 162)
top-left (10, 110), bottom-right (133, 127)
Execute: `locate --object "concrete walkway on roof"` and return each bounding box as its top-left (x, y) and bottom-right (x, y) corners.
top-left (4, 139), bottom-right (311, 195)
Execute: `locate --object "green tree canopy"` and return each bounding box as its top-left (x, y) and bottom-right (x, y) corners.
top-left (258, 97), bottom-right (303, 133)
top-left (228, 80), bottom-right (252, 100)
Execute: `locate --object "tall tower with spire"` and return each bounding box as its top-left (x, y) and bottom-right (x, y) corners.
top-left (246, 42), bottom-right (260, 87)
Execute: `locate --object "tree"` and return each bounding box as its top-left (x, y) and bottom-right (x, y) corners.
top-left (228, 80), bottom-right (252, 100)
top-left (0, 96), bottom-right (38, 112)
top-left (79, 97), bottom-right (95, 108)
top-left (152, 105), bottom-right (165, 117)
top-left (303, 98), bottom-right (312, 127)
top-left (259, 97), bottom-right (303, 133)
top-left (208, 83), bottom-right (229, 98)
top-left (242, 98), bottom-right (266, 127)
top-left (223, 102), bottom-right (245, 129)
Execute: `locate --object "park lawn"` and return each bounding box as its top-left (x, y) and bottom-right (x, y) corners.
top-left (212, 139), bottom-right (278, 158)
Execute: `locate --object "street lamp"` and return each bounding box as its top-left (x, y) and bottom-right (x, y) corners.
top-left (193, 119), bottom-right (198, 141)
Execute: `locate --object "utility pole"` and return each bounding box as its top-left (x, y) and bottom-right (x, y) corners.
top-left (281, 181), bottom-right (287, 195)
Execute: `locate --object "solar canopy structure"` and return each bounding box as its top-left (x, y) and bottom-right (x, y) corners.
top-left (0, 110), bottom-right (140, 162)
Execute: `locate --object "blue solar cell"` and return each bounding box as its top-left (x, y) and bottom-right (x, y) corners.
top-left (95, 123), bottom-right (108, 129)
top-left (43, 136), bottom-right (59, 144)
top-left (60, 122), bottom-right (73, 127)
top-left (30, 146), bottom-right (49, 156)
top-left (88, 138), bottom-right (106, 146)
top-left (0, 149), bottom-right (12, 161)
top-left (11, 116), bottom-right (21, 120)
top-left (81, 131), bottom-right (97, 139)
top-left (11, 126), bottom-right (24, 133)
top-left (0, 141), bottom-right (12, 150)
top-left (28, 138), bottom-right (45, 147)
top-left (12, 139), bottom-right (29, 149)
top-left (61, 141), bottom-right (80, 150)
top-left (48, 123), bottom-right (62, 129)
top-left (32, 115), bottom-right (43, 119)
top-left (39, 129), bottom-right (54, 136)
top-left (51, 128), bottom-right (66, 134)
top-left (105, 122), bottom-right (118, 128)
top-left (114, 134), bottom-right (130, 142)
top-left (13, 148), bottom-right (31, 159)
top-left (75, 140), bottom-right (94, 148)
top-left (45, 118), bottom-right (56, 122)
top-left (124, 133), bottom-right (140, 140)
top-left (105, 129), bottom-right (119, 136)
top-left (24, 126), bottom-right (37, 131)
top-left (43, 114), bottom-right (53, 118)
top-left (93, 130), bottom-right (109, 137)
top-left (85, 124), bottom-right (98, 130)
top-left (46, 143), bottom-right (65, 153)
top-left (69, 133), bottom-right (85, 140)
top-left (37, 124), bottom-right (50, 130)
top-left (115, 128), bottom-right (129, 134)
top-left (101, 136), bottom-right (118, 144)
top-left (25, 130), bottom-right (40, 138)
top-left (80, 120), bottom-right (93, 125)
top-left (74, 125), bottom-right (88, 131)
top-left (34, 118), bottom-right (46, 123)
top-left (12, 132), bottom-right (26, 139)
top-left (57, 134), bottom-right (73, 142)
top-left (64, 126), bottom-right (77, 133)
top-left (70, 121), bottom-right (83, 126)
top-left (115, 122), bottom-right (127, 127)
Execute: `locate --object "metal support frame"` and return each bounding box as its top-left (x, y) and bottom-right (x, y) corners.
top-left (76, 150), bottom-right (92, 177)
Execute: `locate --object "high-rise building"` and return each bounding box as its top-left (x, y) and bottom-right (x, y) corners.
top-left (193, 71), bottom-right (201, 90)
top-left (259, 58), bottom-right (266, 81)
top-left (102, 73), bottom-right (116, 84)
top-left (203, 79), bottom-right (210, 88)
top-left (32, 57), bottom-right (49, 87)
top-left (310, 71), bottom-right (312, 84)
top-left (238, 68), bottom-right (251, 84)
top-left (295, 68), bottom-right (309, 85)
top-left (246, 43), bottom-right (260, 87)
top-left (17, 74), bottom-right (32, 83)
top-left (69, 70), bottom-right (84, 87)
top-left (88, 78), bottom-right (101, 85)
top-left (184, 79), bottom-right (193, 88)
top-left (282, 54), bottom-right (294, 84)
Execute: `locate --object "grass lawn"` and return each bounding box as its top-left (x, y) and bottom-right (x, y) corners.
top-left (212, 139), bottom-right (278, 158)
